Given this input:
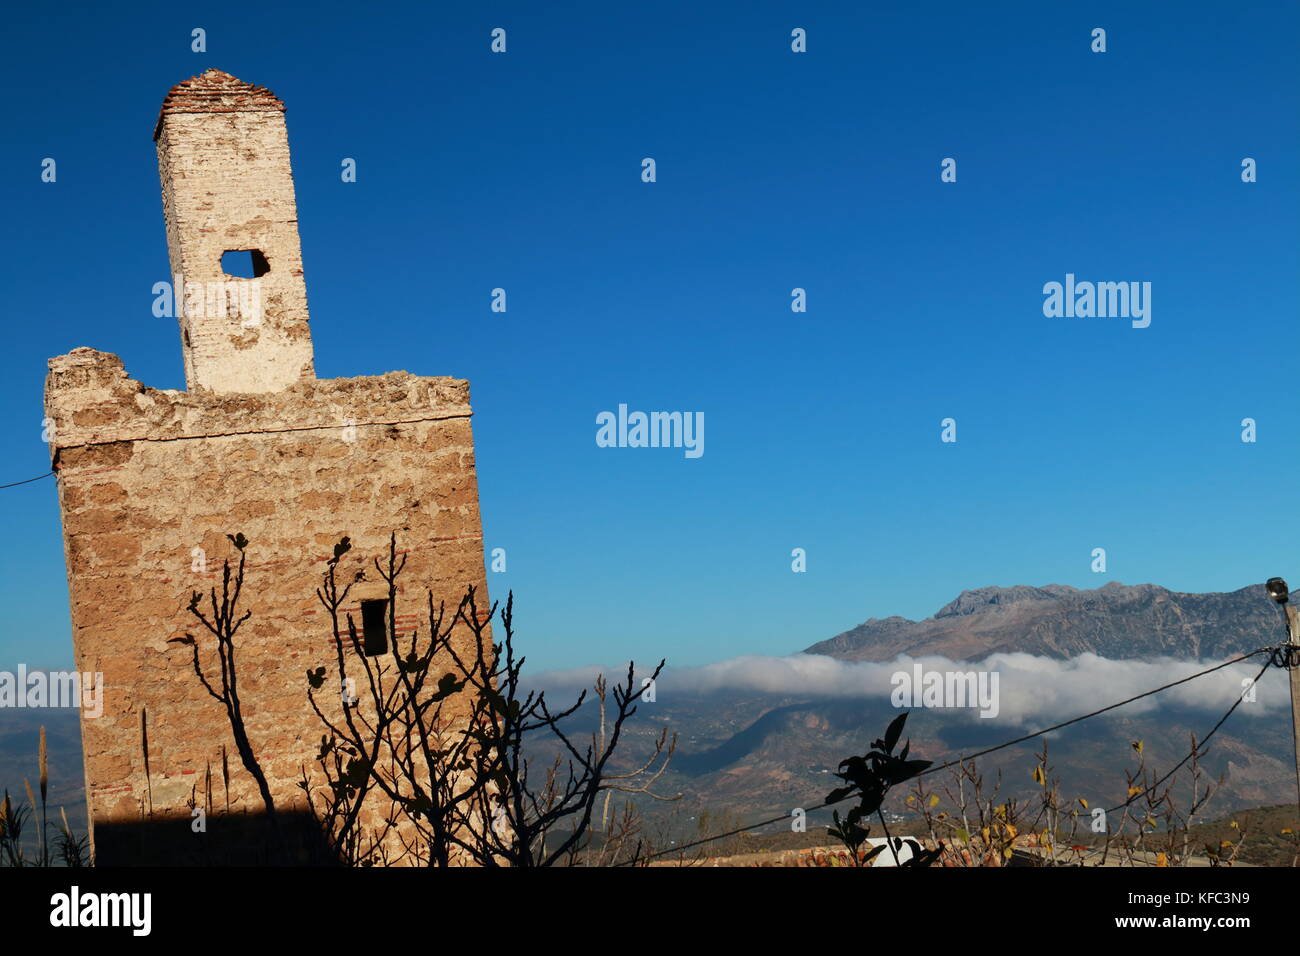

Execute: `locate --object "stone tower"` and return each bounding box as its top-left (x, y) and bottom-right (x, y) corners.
top-left (44, 70), bottom-right (489, 863)
top-left (155, 69), bottom-right (314, 393)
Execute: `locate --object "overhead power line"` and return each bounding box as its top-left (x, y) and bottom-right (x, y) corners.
top-left (0, 471), bottom-right (53, 489)
top-left (1102, 655), bottom-right (1273, 817)
top-left (917, 647), bottom-right (1271, 780)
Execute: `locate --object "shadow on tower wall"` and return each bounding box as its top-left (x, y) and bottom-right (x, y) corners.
top-left (93, 809), bottom-right (342, 866)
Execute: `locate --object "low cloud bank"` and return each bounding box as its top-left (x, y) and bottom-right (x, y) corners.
top-left (526, 652), bottom-right (1283, 726)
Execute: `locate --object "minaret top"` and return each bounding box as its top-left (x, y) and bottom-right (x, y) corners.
top-left (153, 69), bottom-right (285, 140)
top-left (153, 67), bottom-right (315, 393)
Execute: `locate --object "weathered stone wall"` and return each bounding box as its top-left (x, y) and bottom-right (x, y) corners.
top-left (155, 70), bottom-right (314, 394)
top-left (45, 70), bottom-right (490, 864)
top-left (45, 348), bottom-right (489, 862)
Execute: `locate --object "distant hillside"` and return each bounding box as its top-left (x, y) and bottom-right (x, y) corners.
top-left (563, 689), bottom-right (1297, 829)
top-left (627, 580), bottom-right (1297, 825)
top-left (805, 582), bottom-right (1283, 662)
top-left (0, 709), bottom-right (85, 829)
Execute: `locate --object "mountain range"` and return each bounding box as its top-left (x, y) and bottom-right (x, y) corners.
top-left (599, 580), bottom-right (1298, 827)
top-left (805, 581), bottom-right (1284, 662)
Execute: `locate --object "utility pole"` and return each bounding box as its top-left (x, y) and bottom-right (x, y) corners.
top-left (1266, 578), bottom-right (1300, 815)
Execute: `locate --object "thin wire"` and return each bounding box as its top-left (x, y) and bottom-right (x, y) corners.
top-left (618, 804), bottom-right (831, 866)
top-left (1103, 655), bottom-right (1273, 816)
top-left (0, 471), bottom-right (53, 489)
top-left (618, 645), bottom-right (1278, 865)
top-left (916, 647), bottom-right (1272, 778)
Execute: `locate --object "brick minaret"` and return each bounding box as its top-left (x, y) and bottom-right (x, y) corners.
top-left (45, 71), bottom-right (489, 864)
top-left (155, 69), bottom-right (314, 393)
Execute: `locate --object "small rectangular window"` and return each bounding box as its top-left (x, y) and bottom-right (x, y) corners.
top-left (360, 599), bottom-right (388, 656)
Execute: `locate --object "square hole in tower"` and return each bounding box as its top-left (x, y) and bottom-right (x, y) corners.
top-left (360, 599), bottom-right (389, 657)
top-left (220, 249), bottom-right (271, 278)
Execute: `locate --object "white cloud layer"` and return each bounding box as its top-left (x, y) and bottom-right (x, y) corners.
top-left (526, 652), bottom-right (1284, 727)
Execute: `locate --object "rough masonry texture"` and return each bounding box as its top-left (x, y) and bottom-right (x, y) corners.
top-left (155, 69), bottom-right (314, 393)
top-left (45, 70), bottom-right (489, 864)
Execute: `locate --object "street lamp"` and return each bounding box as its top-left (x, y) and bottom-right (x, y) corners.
top-left (1266, 577), bottom-right (1290, 605)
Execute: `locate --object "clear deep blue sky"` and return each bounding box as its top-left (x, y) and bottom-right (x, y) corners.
top-left (1, 1), bottom-right (1296, 672)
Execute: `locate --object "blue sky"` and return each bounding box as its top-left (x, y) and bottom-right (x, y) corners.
top-left (1, 1), bottom-right (1296, 673)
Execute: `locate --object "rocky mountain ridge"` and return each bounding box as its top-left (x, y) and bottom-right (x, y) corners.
top-left (805, 581), bottom-right (1281, 662)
